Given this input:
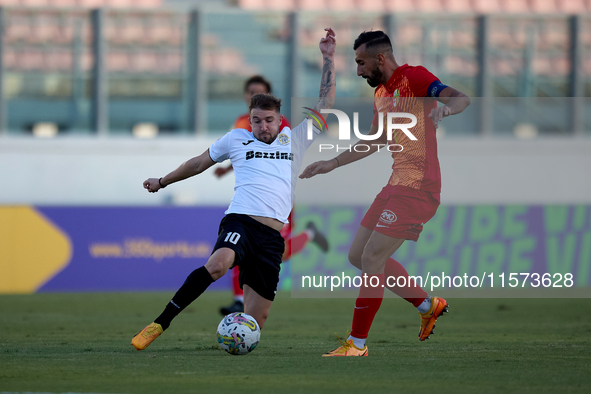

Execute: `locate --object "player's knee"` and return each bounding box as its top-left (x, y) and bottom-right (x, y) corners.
top-left (348, 250), bottom-right (362, 269)
top-left (206, 248), bottom-right (235, 280)
top-left (205, 259), bottom-right (231, 280)
top-left (206, 266), bottom-right (226, 281)
top-left (360, 248), bottom-right (383, 273)
top-left (361, 241), bottom-right (382, 261)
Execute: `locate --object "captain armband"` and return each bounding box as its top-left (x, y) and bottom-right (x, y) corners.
top-left (427, 80), bottom-right (449, 98)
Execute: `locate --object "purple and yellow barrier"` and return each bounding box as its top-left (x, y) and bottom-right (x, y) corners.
top-left (1, 205), bottom-right (590, 294)
top-left (0, 206), bottom-right (227, 293)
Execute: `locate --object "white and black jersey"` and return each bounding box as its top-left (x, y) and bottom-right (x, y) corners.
top-left (209, 119), bottom-right (320, 223)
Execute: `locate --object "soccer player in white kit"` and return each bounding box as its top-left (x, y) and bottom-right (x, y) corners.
top-left (132, 28), bottom-right (336, 351)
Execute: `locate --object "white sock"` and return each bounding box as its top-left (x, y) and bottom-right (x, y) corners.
top-left (347, 335), bottom-right (366, 349)
top-left (234, 296), bottom-right (244, 303)
top-left (304, 229), bottom-right (314, 240)
top-left (417, 296), bottom-right (431, 314)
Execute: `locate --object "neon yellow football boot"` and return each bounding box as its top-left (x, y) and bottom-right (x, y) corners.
top-left (322, 338), bottom-right (368, 357)
top-left (419, 296), bottom-right (449, 341)
top-left (131, 322), bottom-right (163, 351)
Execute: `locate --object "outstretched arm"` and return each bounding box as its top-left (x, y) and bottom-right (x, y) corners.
top-left (299, 122), bottom-right (385, 179)
top-left (314, 28), bottom-right (336, 113)
top-left (301, 86), bottom-right (470, 180)
top-left (143, 149), bottom-right (216, 193)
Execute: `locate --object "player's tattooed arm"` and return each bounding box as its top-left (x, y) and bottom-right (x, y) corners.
top-left (315, 28), bottom-right (336, 112)
top-left (317, 56), bottom-right (335, 107)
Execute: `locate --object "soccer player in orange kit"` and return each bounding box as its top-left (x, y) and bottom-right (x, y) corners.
top-left (300, 30), bottom-right (470, 356)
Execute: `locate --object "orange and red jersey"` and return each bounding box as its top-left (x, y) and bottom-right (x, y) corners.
top-left (372, 64), bottom-right (442, 193)
top-left (233, 113), bottom-right (291, 132)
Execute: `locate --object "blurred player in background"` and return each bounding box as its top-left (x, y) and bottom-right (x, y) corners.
top-left (300, 30), bottom-right (470, 356)
top-left (131, 28), bottom-right (337, 352)
top-left (216, 75), bottom-right (329, 316)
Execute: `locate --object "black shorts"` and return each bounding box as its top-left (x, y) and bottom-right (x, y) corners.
top-left (212, 214), bottom-right (284, 301)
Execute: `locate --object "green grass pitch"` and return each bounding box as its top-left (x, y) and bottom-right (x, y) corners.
top-left (1, 292), bottom-right (590, 394)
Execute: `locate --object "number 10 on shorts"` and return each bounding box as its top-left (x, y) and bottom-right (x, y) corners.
top-left (224, 232), bottom-right (241, 245)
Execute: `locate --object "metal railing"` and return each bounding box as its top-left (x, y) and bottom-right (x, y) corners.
top-left (0, 7), bottom-right (589, 136)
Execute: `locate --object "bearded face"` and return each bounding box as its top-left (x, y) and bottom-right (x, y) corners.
top-left (355, 44), bottom-right (386, 88)
top-left (250, 108), bottom-right (282, 144)
top-left (363, 65), bottom-right (383, 88)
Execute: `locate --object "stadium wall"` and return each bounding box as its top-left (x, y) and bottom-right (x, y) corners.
top-left (0, 204), bottom-right (590, 294)
top-left (1, 137), bottom-right (590, 205)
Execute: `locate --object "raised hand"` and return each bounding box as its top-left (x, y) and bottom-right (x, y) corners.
top-left (319, 27), bottom-right (336, 57)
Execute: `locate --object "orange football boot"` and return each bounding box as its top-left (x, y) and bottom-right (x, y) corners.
top-left (131, 322), bottom-right (163, 351)
top-left (418, 296), bottom-right (448, 341)
top-left (322, 338), bottom-right (368, 357)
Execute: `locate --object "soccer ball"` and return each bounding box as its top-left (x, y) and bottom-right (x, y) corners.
top-left (217, 312), bottom-right (260, 355)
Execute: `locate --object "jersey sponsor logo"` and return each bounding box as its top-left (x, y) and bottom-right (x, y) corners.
top-left (245, 150), bottom-right (294, 161)
top-left (242, 140), bottom-right (254, 145)
top-left (430, 86), bottom-right (438, 97)
top-left (379, 210), bottom-right (397, 224)
top-left (278, 133), bottom-right (290, 145)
